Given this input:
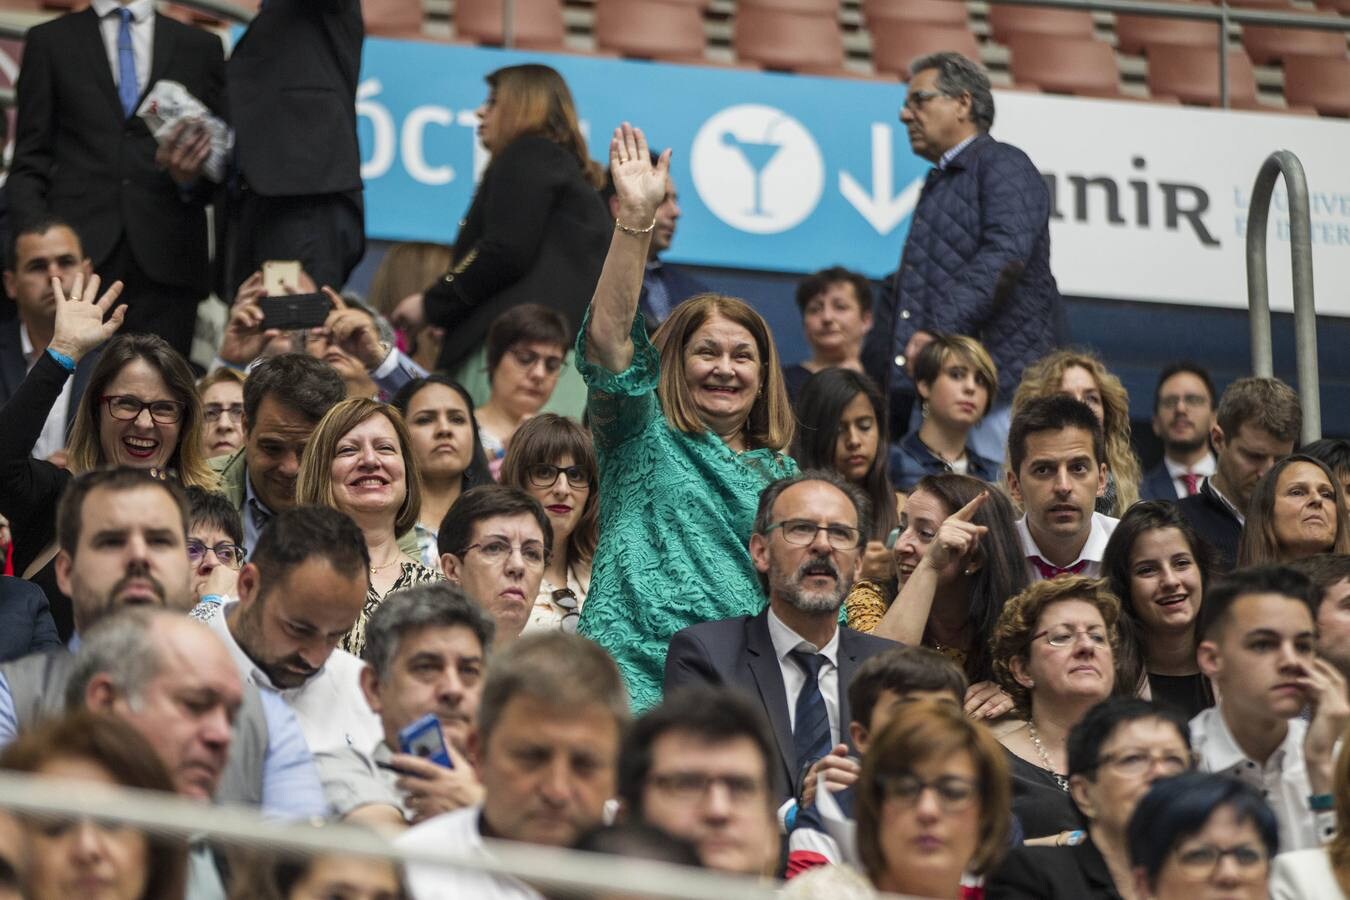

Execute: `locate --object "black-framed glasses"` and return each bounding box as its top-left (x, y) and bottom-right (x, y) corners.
top-left (903, 89), bottom-right (946, 110)
top-left (186, 539), bottom-right (246, 569)
top-left (461, 540), bottom-right (548, 569)
top-left (877, 773), bottom-right (979, 811)
top-left (101, 395), bottom-right (186, 424)
top-left (527, 464), bottom-right (592, 489)
top-left (764, 519), bottom-right (863, 550)
top-left (1093, 749), bottom-right (1192, 778)
top-left (551, 587), bottom-right (580, 634)
top-left (1172, 844), bottom-right (1268, 880)
top-left (508, 347), bottom-right (564, 374)
top-left (203, 403), bottom-right (245, 423)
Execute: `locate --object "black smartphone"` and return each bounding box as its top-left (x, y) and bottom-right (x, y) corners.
top-left (259, 293), bottom-right (330, 331)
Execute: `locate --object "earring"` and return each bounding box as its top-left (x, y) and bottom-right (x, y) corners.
top-left (921, 401), bottom-right (930, 418)
top-left (1026, 679), bottom-right (1035, 687)
top-left (963, 567), bottom-right (974, 575)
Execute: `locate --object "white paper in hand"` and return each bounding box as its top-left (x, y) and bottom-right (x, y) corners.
top-left (137, 80), bottom-right (233, 182)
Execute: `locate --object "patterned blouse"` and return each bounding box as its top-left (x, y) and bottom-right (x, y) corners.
top-left (340, 561), bottom-right (443, 657)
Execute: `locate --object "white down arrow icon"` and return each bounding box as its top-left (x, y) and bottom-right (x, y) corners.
top-left (839, 123), bottom-right (924, 234)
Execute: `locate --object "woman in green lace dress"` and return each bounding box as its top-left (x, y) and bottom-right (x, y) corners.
top-left (576, 124), bottom-right (798, 710)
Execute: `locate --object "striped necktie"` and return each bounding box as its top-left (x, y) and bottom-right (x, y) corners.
top-left (789, 649), bottom-right (831, 774)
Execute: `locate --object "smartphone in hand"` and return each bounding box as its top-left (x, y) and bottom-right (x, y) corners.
top-left (397, 714), bottom-right (453, 769)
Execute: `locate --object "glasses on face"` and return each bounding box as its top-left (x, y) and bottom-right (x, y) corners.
top-left (101, 395), bottom-right (186, 425)
top-left (527, 464), bottom-right (592, 489)
top-left (878, 773), bottom-right (979, 811)
top-left (186, 539), bottom-right (247, 569)
top-left (647, 771), bottom-right (765, 803)
top-left (461, 539), bottom-right (548, 569)
top-left (204, 403), bottom-right (245, 424)
top-left (903, 89), bottom-right (946, 110)
top-left (1159, 394), bottom-right (1210, 411)
top-left (1032, 626), bottom-right (1109, 649)
top-left (764, 519), bottom-right (864, 551)
top-left (508, 348), bottom-right (564, 374)
top-left (1172, 843), bottom-right (1267, 880)
top-left (552, 587), bottom-right (580, 634)
top-left (1093, 749), bottom-right (1192, 778)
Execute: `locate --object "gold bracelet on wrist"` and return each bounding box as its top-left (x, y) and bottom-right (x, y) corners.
top-left (615, 216), bottom-right (656, 236)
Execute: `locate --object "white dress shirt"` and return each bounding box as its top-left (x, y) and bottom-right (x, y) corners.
top-left (91, 0), bottom-right (154, 96)
top-left (1270, 848), bottom-right (1345, 899)
top-left (19, 323), bottom-right (72, 462)
top-left (202, 602), bottom-right (382, 757)
top-left (1017, 512), bottom-right (1119, 582)
top-left (766, 607), bottom-right (841, 748)
top-left (1190, 706), bottom-right (1335, 852)
top-left (1164, 452), bottom-right (1217, 500)
top-left (398, 805), bottom-right (542, 900)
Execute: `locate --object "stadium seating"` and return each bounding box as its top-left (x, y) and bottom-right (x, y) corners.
top-left (869, 20), bottom-right (982, 79)
top-left (594, 0), bottom-right (707, 62)
top-left (454, 0), bottom-right (567, 50)
top-left (1241, 21), bottom-right (1348, 65)
top-left (363, 0), bottom-right (423, 38)
top-left (1281, 53), bottom-right (1350, 115)
top-left (862, 0), bottom-right (969, 28)
top-left (1145, 44), bottom-right (1260, 106)
top-left (987, 5), bottom-right (1096, 42)
top-left (1008, 34), bottom-right (1123, 97)
top-left (733, 5), bottom-right (847, 73)
top-left (1114, 15), bottom-right (1221, 55)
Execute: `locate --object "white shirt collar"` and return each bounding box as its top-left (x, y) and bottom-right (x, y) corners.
top-left (1164, 452), bottom-right (1216, 480)
top-left (206, 601), bottom-right (323, 697)
top-left (17, 320), bottom-right (35, 365)
top-left (1016, 511), bottom-right (1119, 568)
top-left (1190, 705), bottom-right (1298, 773)
top-left (938, 134), bottom-right (977, 170)
top-left (766, 606), bottom-right (840, 668)
top-left (92, 0), bottom-right (154, 22)
top-left (1204, 477), bottom-right (1245, 525)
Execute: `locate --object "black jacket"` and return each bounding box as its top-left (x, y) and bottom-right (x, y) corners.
top-left (663, 608), bottom-right (898, 803)
top-left (9, 8), bottom-right (224, 293)
top-left (423, 136), bottom-right (611, 373)
top-left (1139, 461), bottom-right (1180, 502)
top-left (1178, 478), bottom-right (1242, 571)
top-left (986, 838), bottom-right (1125, 900)
top-left (226, 0), bottom-right (363, 197)
top-left (0, 319), bottom-right (100, 434)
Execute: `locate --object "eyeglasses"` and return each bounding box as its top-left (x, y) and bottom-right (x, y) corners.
top-left (204, 403), bottom-right (245, 423)
top-left (508, 348), bottom-right (564, 374)
top-left (647, 771), bottom-right (765, 803)
top-left (878, 773), bottom-right (979, 811)
top-left (186, 539), bottom-right (247, 569)
top-left (1158, 394), bottom-right (1210, 411)
top-left (1031, 627), bottom-right (1109, 649)
top-left (1093, 749), bottom-right (1192, 778)
top-left (527, 464), bottom-right (592, 489)
top-left (461, 540), bottom-right (548, 569)
top-left (903, 89), bottom-right (946, 110)
top-left (552, 587), bottom-right (580, 634)
top-left (764, 519), bottom-right (864, 550)
top-left (101, 395), bottom-right (186, 424)
top-left (1172, 844), bottom-right (1267, 880)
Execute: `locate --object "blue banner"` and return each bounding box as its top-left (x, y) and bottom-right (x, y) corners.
top-left (355, 38), bottom-right (927, 277)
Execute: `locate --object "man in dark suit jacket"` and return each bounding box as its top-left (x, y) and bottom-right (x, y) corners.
top-left (664, 472), bottom-right (897, 806)
top-left (225, 0), bottom-right (365, 296)
top-left (0, 577), bottom-right (61, 663)
top-left (0, 218), bottom-right (101, 460)
top-left (1139, 362), bottom-right (1218, 502)
top-left (9, 1), bottom-right (224, 357)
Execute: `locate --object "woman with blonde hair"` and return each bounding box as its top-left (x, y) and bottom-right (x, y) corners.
top-left (0, 275), bottom-right (214, 638)
top-left (391, 63), bottom-right (611, 390)
top-left (1011, 349), bottom-right (1141, 516)
top-left (854, 699), bottom-right (1011, 898)
top-left (577, 124), bottom-right (797, 710)
top-left (296, 397), bottom-right (440, 655)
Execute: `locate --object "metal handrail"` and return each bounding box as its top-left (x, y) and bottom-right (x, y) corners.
top-left (1246, 151), bottom-right (1321, 444)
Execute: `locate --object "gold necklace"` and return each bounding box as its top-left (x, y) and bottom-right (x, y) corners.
top-left (1027, 720), bottom-right (1069, 792)
top-left (369, 550), bottom-right (403, 575)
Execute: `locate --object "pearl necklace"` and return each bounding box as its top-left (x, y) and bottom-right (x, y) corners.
top-left (1026, 720), bottom-right (1069, 792)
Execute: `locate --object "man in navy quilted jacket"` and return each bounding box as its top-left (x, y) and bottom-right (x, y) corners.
top-left (865, 52), bottom-right (1061, 464)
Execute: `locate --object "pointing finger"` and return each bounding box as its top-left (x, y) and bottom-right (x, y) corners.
top-left (950, 491), bottom-right (989, 523)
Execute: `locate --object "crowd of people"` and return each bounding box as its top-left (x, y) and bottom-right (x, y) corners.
top-left (0, 10), bottom-right (1344, 898)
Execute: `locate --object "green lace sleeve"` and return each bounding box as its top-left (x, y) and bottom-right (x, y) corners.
top-left (574, 306), bottom-right (662, 452)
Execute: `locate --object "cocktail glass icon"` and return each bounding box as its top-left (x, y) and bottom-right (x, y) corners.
top-left (721, 128), bottom-right (785, 217)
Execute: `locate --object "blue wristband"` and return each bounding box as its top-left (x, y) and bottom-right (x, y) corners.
top-left (200, 594), bottom-right (228, 607)
top-left (46, 347), bottom-right (75, 372)
top-left (784, 801), bottom-right (798, 831)
top-left (1309, 793), bottom-right (1334, 812)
